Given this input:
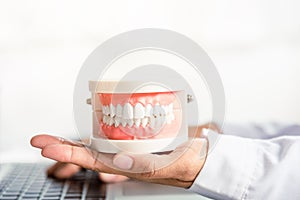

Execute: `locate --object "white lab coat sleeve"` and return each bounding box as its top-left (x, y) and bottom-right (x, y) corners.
top-left (188, 130), bottom-right (300, 200)
top-left (222, 123), bottom-right (300, 139)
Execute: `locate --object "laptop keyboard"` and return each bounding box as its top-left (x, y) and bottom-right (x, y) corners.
top-left (0, 163), bottom-right (106, 200)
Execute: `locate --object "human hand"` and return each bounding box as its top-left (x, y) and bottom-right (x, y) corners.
top-left (31, 124), bottom-right (216, 188)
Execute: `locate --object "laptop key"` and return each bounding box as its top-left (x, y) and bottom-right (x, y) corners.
top-left (23, 193), bottom-right (40, 198)
top-left (24, 191), bottom-right (41, 194)
top-left (0, 197), bottom-right (19, 200)
top-left (65, 193), bottom-right (81, 197)
top-left (2, 191), bottom-right (20, 196)
top-left (44, 191), bottom-right (61, 196)
top-left (43, 194), bottom-right (61, 198)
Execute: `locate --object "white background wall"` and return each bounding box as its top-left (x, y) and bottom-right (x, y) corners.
top-left (0, 0), bottom-right (300, 161)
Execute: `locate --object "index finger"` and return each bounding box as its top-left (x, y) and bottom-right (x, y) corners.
top-left (30, 134), bottom-right (86, 149)
top-left (41, 143), bottom-right (121, 175)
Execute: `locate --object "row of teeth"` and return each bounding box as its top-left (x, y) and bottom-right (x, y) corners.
top-left (102, 103), bottom-right (174, 128)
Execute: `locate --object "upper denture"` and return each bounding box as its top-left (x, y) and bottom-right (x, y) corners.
top-left (101, 102), bottom-right (174, 129)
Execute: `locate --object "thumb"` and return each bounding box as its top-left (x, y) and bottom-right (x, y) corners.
top-left (112, 152), bottom-right (169, 174)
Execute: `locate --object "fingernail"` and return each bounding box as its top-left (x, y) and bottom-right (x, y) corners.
top-left (113, 154), bottom-right (133, 170)
top-left (100, 173), bottom-right (118, 182)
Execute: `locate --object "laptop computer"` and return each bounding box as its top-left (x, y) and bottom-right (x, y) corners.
top-left (0, 162), bottom-right (210, 200)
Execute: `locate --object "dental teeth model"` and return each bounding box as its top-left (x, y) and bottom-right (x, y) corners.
top-left (97, 91), bottom-right (181, 140)
top-left (88, 81), bottom-right (188, 153)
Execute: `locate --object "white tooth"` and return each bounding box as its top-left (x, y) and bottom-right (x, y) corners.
top-left (116, 104), bottom-right (122, 117)
top-left (160, 106), bottom-right (166, 116)
top-left (164, 105), bottom-right (170, 115)
top-left (108, 118), bottom-right (114, 126)
top-left (134, 103), bottom-right (145, 118)
top-left (145, 104), bottom-right (152, 117)
top-left (127, 119), bottom-right (134, 127)
top-left (103, 115), bottom-right (109, 124)
top-left (171, 113), bottom-right (175, 120)
top-left (109, 104), bottom-right (115, 117)
top-left (141, 118), bottom-right (148, 127)
top-left (155, 106), bottom-right (166, 128)
top-left (102, 105), bottom-right (109, 115)
top-left (114, 117), bottom-right (120, 127)
top-left (153, 105), bottom-right (160, 117)
top-left (169, 103), bottom-right (174, 112)
top-left (155, 115), bottom-right (162, 129)
top-left (121, 119), bottom-right (127, 127)
top-left (135, 119), bottom-right (141, 127)
top-left (161, 115), bottom-right (166, 126)
top-left (150, 115), bottom-right (156, 129)
top-left (123, 103), bottom-right (133, 119)
top-left (161, 105), bottom-right (167, 115)
top-left (166, 115), bottom-right (172, 124)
